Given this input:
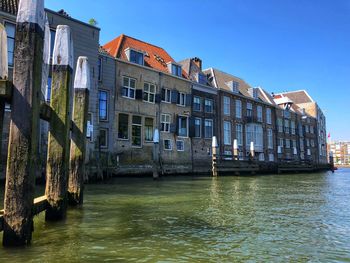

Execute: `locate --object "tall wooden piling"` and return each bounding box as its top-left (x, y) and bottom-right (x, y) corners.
top-left (68, 56), bottom-right (90, 205)
top-left (2, 0), bottom-right (45, 246)
top-left (152, 129), bottom-right (160, 179)
top-left (45, 25), bottom-right (73, 221)
top-left (212, 136), bottom-right (218, 177)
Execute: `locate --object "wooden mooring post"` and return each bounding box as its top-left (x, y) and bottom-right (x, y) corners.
top-left (2, 0), bottom-right (45, 246)
top-left (45, 25), bottom-right (73, 221)
top-left (212, 136), bottom-right (218, 177)
top-left (152, 129), bottom-right (160, 179)
top-left (68, 56), bottom-right (90, 205)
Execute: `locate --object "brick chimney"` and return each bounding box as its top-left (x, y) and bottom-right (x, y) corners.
top-left (192, 57), bottom-right (202, 71)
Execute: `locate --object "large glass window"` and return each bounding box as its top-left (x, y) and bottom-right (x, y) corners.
top-left (5, 22), bottom-right (16, 66)
top-left (143, 83), bottom-right (156, 103)
top-left (178, 116), bottom-right (188, 137)
top-left (132, 116), bottom-right (142, 147)
top-left (177, 92), bottom-right (186, 106)
top-left (204, 119), bottom-right (213, 138)
top-left (268, 128), bottom-right (273, 149)
top-left (161, 114), bottom-right (171, 132)
top-left (204, 99), bottom-right (213, 113)
top-left (257, 106), bottom-right (263, 122)
top-left (223, 121), bottom-right (231, 145)
top-left (122, 76), bottom-right (136, 99)
top-left (176, 140), bottom-right (184, 151)
top-left (144, 118), bottom-right (153, 142)
top-left (284, 120), bottom-right (290, 134)
top-left (291, 121), bottom-right (296, 135)
top-left (266, 108), bottom-right (272, 124)
top-left (118, 114), bottom-right (129, 139)
top-left (246, 102), bottom-right (253, 117)
top-left (98, 90), bottom-right (108, 121)
top-left (223, 96), bottom-right (230, 115)
top-left (277, 118), bottom-right (283, 133)
top-left (193, 96), bottom-right (201, 111)
top-left (245, 123), bottom-right (263, 151)
top-left (235, 100), bottom-right (242, 118)
top-left (194, 118), bottom-right (201, 138)
top-left (236, 124), bottom-right (243, 146)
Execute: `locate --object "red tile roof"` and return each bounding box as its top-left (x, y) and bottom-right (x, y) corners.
top-left (103, 34), bottom-right (187, 78)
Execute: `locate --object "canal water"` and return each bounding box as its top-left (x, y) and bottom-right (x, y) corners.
top-left (0, 169), bottom-right (350, 262)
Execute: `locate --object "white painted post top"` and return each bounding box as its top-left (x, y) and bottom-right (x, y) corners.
top-left (53, 25), bottom-right (74, 68)
top-left (0, 24), bottom-right (8, 79)
top-left (250, 141), bottom-right (255, 151)
top-left (153, 129), bottom-right (159, 143)
top-left (293, 147), bottom-right (297, 155)
top-left (74, 56), bottom-right (90, 90)
top-left (212, 136), bottom-right (218, 148)
top-left (17, 0), bottom-right (45, 30)
top-left (233, 139), bottom-right (238, 150)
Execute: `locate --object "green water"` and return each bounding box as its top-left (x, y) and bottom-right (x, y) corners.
top-left (0, 169), bottom-right (350, 262)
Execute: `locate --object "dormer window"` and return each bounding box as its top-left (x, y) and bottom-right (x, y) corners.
top-left (197, 73), bottom-right (207, 85)
top-left (227, 81), bottom-right (239, 93)
top-left (125, 48), bottom-right (144, 65)
top-left (249, 88), bottom-right (258, 99)
top-left (167, 62), bottom-right (182, 77)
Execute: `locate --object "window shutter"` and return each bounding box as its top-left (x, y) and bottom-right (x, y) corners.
top-left (171, 90), bottom-right (178, 104)
top-left (185, 94), bottom-right (192, 107)
top-left (155, 93), bottom-right (161, 103)
top-left (189, 117), bottom-right (195, 138)
top-left (135, 89), bottom-right (143, 100)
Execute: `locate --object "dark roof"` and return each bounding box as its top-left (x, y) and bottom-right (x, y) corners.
top-left (275, 90), bottom-right (314, 104)
top-left (0, 0), bottom-right (18, 15)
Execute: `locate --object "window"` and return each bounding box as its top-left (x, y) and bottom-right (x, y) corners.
top-left (246, 102), bottom-right (253, 117)
top-left (87, 113), bottom-right (93, 141)
top-left (161, 88), bottom-right (171, 103)
top-left (259, 153), bottom-right (265, 161)
top-left (98, 90), bottom-right (108, 121)
top-left (204, 119), bottom-right (213, 138)
top-left (310, 126), bottom-right (314, 134)
top-left (99, 129), bottom-right (108, 148)
top-left (161, 114), bottom-right (171, 132)
top-left (177, 92), bottom-right (186, 106)
top-left (277, 118), bottom-right (283, 133)
top-left (228, 81), bottom-right (239, 93)
top-left (143, 83), bottom-right (156, 103)
top-left (278, 138), bottom-right (284, 148)
top-left (223, 96), bottom-right (230, 115)
top-left (176, 140), bottom-right (184, 151)
top-left (267, 128), bottom-right (273, 149)
top-left (144, 118), bottom-right (154, 142)
top-left (171, 64), bottom-right (182, 77)
top-left (299, 124), bottom-right (303, 136)
top-left (194, 118), bottom-right (201, 138)
top-left (118, 113), bottom-right (129, 139)
top-left (300, 138), bottom-right (304, 150)
top-left (236, 124), bottom-right (243, 146)
top-left (129, 49), bottom-right (144, 65)
top-left (178, 116), bottom-right (188, 137)
top-left (305, 125), bottom-right (310, 133)
top-left (98, 57), bottom-right (103, 81)
top-left (291, 121), bottom-right (296, 135)
top-left (292, 140), bottom-right (297, 149)
top-left (193, 96), bottom-right (201, 111)
top-left (204, 99), bottom-right (213, 113)
top-left (245, 124), bottom-right (263, 151)
top-left (284, 110), bottom-right (291, 119)
top-left (122, 76), bottom-right (136, 99)
top-left (235, 100), bottom-right (242, 118)
top-left (132, 116), bottom-right (142, 147)
top-left (164, 139), bottom-right (172, 150)
top-left (269, 153), bottom-right (274, 162)
top-left (198, 73), bottom-right (207, 85)
top-left (266, 108), bottom-right (272, 124)
top-left (311, 139), bottom-right (315, 147)
top-left (5, 22), bottom-right (15, 66)
top-left (285, 139), bottom-right (290, 148)
top-left (223, 121), bottom-right (231, 145)
top-left (284, 120), bottom-right (290, 134)
top-left (257, 106), bottom-right (263, 122)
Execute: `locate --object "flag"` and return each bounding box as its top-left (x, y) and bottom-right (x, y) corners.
top-left (328, 133), bottom-right (331, 138)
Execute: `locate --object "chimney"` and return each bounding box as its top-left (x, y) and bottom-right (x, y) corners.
top-left (192, 57), bottom-right (202, 71)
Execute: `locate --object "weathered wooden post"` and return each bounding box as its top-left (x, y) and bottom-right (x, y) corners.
top-left (233, 139), bottom-right (238, 160)
top-left (152, 128), bottom-right (160, 179)
top-left (329, 151), bottom-right (335, 173)
top-left (45, 25), bottom-right (73, 221)
top-left (212, 136), bottom-right (218, 177)
top-left (2, 0), bottom-right (45, 246)
top-left (68, 56), bottom-right (90, 205)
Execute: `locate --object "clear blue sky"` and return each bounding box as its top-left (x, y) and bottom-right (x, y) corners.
top-left (46, 0), bottom-right (350, 141)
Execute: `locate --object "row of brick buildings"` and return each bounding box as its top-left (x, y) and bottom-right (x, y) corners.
top-left (0, 2), bottom-right (328, 177)
top-left (328, 141), bottom-right (350, 165)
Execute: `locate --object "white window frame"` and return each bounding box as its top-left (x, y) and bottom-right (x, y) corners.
top-left (266, 108), bottom-right (272, 124)
top-left (194, 117), bottom-right (201, 138)
top-left (235, 100), bottom-right (242, 118)
top-left (178, 115), bottom-right (189, 138)
top-left (161, 114), bottom-right (171, 133)
top-left (122, 76), bottom-right (136, 99)
top-left (193, 96), bottom-right (201, 111)
top-left (164, 139), bottom-right (173, 151)
top-left (131, 115), bottom-right (142, 148)
top-left (267, 128), bottom-right (273, 149)
top-left (236, 123), bottom-right (243, 146)
top-left (143, 82), bottom-right (156, 104)
top-left (204, 119), bottom-right (213, 139)
top-left (257, 105), bottom-right (263, 122)
top-left (204, 99), bottom-right (213, 113)
top-left (223, 121), bottom-right (231, 145)
top-left (98, 90), bottom-right (109, 122)
top-left (246, 102), bottom-right (253, 117)
top-left (223, 96), bottom-right (230, 116)
top-left (177, 92), bottom-right (186, 107)
top-left (161, 88), bottom-right (171, 103)
top-left (176, 140), bottom-right (184, 152)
